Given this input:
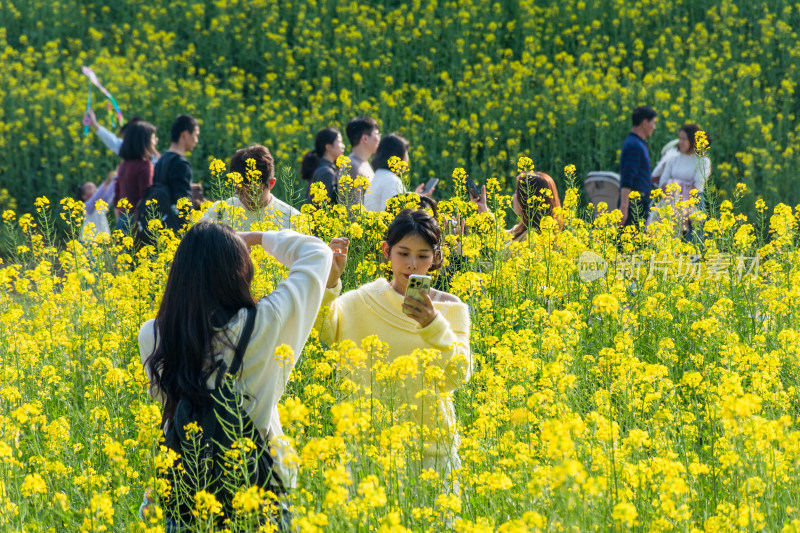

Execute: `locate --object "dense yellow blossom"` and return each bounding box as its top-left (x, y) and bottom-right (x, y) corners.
top-left (1, 1), bottom-right (800, 525)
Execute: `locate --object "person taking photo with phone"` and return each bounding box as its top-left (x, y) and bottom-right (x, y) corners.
top-left (470, 171), bottom-right (563, 241)
top-left (138, 222), bottom-right (332, 530)
top-left (363, 134), bottom-right (433, 211)
top-left (318, 209), bottom-right (472, 487)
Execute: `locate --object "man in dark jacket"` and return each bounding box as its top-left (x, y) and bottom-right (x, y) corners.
top-left (619, 106), bottom-right (657, 226)
top-left (152, 114), bottom-right (199, 228)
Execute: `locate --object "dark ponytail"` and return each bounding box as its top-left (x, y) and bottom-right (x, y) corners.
top-left (301, 127), bottom-right (340, 181)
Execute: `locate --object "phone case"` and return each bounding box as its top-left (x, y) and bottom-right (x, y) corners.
top-left (424, 178), bottom-right (439, 194)
top-left (404, 275), bottom-right (432, 314)
top-left (466, 177), bottom-right (479, 197)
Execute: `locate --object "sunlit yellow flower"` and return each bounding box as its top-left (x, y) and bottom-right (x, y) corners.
top-left (517, 156), bottom-right (534, 173)
top-left (193, 490), bottom-right (223, 520)
top-left (21, 473), bottom-right (47, 497)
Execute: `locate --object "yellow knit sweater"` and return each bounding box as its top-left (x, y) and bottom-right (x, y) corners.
top-left (317, 278), bottom-right (472, 467)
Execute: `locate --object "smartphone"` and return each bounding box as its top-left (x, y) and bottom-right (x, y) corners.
top-left (422, 178), bottom-right (439, 195)
top-left (404, 274), bottom-right (432, 314)
top-left (465, 175), bottom-right (480, 198)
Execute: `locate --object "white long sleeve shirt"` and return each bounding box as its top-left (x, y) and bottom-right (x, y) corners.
top-left (658, 153), bottom-right (712, 193)
top-left (363, 169), bottom-right (405, 211)
top-left (95, 125), bottom-right (123, 155)
top-left (139, 230), bottom-right (332, 487)
top-left (200, 195), bottom-right (300, 230)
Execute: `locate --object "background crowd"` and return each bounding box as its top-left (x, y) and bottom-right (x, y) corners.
top-left (79, 102), bottom-right (713, 248)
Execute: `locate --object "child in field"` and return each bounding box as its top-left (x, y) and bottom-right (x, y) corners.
top-left (78, 170), bottom-right (115, 237)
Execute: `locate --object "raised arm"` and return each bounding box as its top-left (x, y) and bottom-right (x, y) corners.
top-left (238, 230), bottom-right (332, 383)
top-left (85, 172), bottom-right (117, 214)
top-left (312, 238), bottom-right (349, 346)
top-left (95, 125), bottom-right (123, 156)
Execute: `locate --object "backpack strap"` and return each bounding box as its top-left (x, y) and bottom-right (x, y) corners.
top-left (227, 307), bottom-right (257, 378)
top-left (153, 151), bottom-right (175, 187)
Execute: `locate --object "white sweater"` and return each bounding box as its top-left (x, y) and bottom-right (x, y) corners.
top-left (363, 168), bottom-right (405, 211)
top-left (138, 230), bottom-right (332, 487)
top-left (201, 195), bottom-right (300, 230)
top-left (96, 125), bottom-right (123, 155)
top-left (658, 153), bottom-right (712, 192)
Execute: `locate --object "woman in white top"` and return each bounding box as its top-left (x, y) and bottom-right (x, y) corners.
top-left (363, 133), bottom-right (426, 211)
top-left (649, 124), bottom-right (711, 233)
top-left (138, 222), bottom-right (331, 527)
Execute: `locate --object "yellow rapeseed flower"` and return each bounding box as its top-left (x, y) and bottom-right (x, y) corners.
top-left (21, 473), bottom-right (47, 497)
top-left (193, 490), bottom-right (223, 520)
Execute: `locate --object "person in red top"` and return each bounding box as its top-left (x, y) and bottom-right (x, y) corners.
top-left (115, 121), bottom-right (158, 232)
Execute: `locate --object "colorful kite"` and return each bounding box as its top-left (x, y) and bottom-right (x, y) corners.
top-left (81, 66), bottom-right (124, 133)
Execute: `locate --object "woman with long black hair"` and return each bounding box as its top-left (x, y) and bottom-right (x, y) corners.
top-left (139, 222), bottom-right (331, 529)
top-left (301, 127), bottom-right (345, 205)
top-left (115, 121), bottom-right (158, 231)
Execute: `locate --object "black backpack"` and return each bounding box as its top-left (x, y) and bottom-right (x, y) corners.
top-left (160, 307), bottom-right (289, 528)
top-left (134, 153), bottom-right (183, 245)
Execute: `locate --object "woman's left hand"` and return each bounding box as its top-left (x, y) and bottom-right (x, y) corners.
top-left (403, 290), bottom-right (437, 327)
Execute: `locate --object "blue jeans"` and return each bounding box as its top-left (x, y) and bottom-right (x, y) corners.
top-left (116, 212), bottom-right (134, 233)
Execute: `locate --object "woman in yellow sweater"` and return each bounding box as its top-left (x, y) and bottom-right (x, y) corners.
top-left (320, 209), bottom-right (472, 485)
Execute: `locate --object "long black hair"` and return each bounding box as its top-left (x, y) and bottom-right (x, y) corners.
top-left (372, 133), bottom-right (409, 172)
top-left (118, 121), bottom-right (156, 161)
top-left (145, 222), bottom-right (255, 424)
top-left (301, 128), bottom-right (340, 181)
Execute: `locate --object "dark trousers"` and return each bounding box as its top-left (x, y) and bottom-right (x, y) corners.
top-left (622, 191), bottom-right (651, 227)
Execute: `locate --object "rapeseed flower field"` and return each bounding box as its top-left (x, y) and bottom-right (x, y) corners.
top-left (2, 156), bottom-right (800, 530)
top-left (2, 0), bottom-right (800, 531)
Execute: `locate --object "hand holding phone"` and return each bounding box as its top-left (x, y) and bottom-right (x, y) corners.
top-left (465, 175), bottom-right (480, 199)
top-left (422, 178), bottom-right (439, 195)
top-left (403, 274), bottom-right (435, 326)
